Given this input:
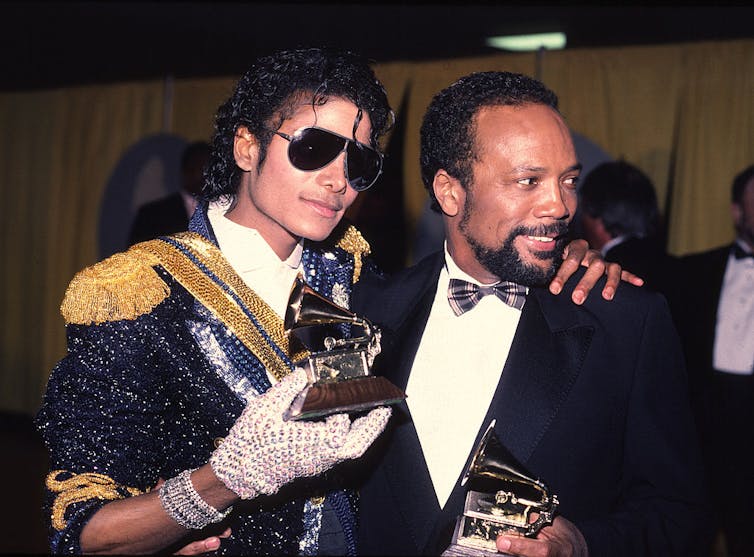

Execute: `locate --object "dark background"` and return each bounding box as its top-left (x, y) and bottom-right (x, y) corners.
top-left (3, 2), bottom-right (754, 91)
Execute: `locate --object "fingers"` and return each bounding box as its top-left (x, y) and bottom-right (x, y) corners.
top-left (621, 268), bottom-right (644, 286)
top-left (276, 368), bottom-right (309, 394)
top-left (569, 254), bottom-right (605, 305)
top-left (496, 534), bottom-right (534, 556)
top-left (549, 239), bottom-right (589, 296)
top-left (323, 413), bottom-right (352, 449)
top-left (600, 261), bottom-right (622, 300)
top-left (338, 406), bottom-right (392, 459)
top-left (260, 368), bottom-right (309, 414)
top-left (173, 536), bottom-right (222, 555)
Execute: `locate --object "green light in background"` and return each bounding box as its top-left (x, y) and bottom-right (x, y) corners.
top-left (485, 32), bottom-right (567, 51)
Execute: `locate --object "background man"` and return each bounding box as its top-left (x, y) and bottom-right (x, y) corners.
top-left (672, 164), bottom-right (754, 557)
top-left (129, 140), bottom-right (211, 245)
top-left (578, 160), bottom-right (676, 294)
top-left (353, 71), bottom-right (706, 556)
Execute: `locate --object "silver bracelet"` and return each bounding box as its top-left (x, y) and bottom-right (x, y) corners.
top-left (158, 468), bottom-right (233, 529)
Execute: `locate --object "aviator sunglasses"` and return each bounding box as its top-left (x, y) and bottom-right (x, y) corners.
top-left (274, 126), bottom-right (383, 191)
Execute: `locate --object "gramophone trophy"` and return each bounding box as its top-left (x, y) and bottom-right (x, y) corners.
top-left (443, 421), bottom-right (559, 556)
top-left (283, 275), bottom-right (406, 421)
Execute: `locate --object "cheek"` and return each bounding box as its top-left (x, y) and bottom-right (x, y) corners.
top-left (343, 189), bottom-right (359, 210)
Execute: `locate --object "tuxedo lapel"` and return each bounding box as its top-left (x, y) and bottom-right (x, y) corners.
top-left (375, 253), bottom-right (444, 391)
top-left (487, 291), bottom-right (593, 464)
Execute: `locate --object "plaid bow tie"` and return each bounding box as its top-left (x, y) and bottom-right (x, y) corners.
top-left (447, 278), bottom-right (528, 316)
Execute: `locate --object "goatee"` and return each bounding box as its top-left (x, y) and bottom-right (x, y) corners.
top-left (462, 223), bottom-right (570, 286)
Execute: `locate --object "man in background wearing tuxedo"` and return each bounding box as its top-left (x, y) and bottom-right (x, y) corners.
top-left (672, 164), bottom-right (754, 557)
top-left (578, 160), bottom-right (677, 295)
top-left (129, 141), bottom-right (210, 245)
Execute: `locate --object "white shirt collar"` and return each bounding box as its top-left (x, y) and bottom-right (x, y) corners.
top-left (601, 234), bottom-right (627, 256)
top-left (207, 200), bottom-right (303, 274)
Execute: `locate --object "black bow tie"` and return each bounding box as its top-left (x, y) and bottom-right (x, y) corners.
top-left (732, 243), bottom-right (754, 260)
top-left (447, 278), bottom-right (527, 316)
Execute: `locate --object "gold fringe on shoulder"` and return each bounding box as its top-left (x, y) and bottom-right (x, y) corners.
top-left (60, 244), bottom-right (170, 325)
top-left (46, 470), bottom-right (144, 531)
top-left (335, 225), bottom-right (372, 283)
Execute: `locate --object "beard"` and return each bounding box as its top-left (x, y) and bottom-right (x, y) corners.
top-left (460, 206), bottom-right (570, 287)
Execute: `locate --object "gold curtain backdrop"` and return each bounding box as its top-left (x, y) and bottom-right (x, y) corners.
top-left (1, 39), bottom-right (753, 415)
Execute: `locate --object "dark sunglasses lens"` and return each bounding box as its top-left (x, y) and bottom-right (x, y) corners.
top-left (287, 128), bottom-right (345, 171)
top-left (346, 142), bottom-right (382, 191)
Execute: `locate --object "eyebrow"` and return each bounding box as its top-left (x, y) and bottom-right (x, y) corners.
top-left (511, 163), bottom-right (583, 174)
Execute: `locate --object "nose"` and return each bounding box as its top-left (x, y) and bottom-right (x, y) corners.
top-left (533, 181), bottom-right (573, 220)
top-left (319, 150), bottom-right (348, 194)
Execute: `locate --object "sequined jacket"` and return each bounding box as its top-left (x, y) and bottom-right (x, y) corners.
top-left (36, 204), bottom-right (377, 555)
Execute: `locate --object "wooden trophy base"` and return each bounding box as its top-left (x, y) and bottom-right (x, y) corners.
top-left (285, 376), bottom-right (406, 420)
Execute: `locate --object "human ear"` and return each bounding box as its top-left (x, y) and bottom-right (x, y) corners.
top-left (433, 170), bottom-right (464, 217)
top-left (233, 126), bottom-right (258, 171)
top-left (731, 202), bottom-right (743, 226)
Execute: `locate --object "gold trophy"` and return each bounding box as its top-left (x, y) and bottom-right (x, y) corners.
top-left (283, 275), bottom-right (406, 421)
top-left (444, 421), bottom-right (559, 556)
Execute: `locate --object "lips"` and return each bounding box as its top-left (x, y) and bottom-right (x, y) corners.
top-left (302, 197), bottom-right (342, 218)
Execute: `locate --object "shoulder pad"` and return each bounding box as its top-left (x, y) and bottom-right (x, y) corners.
top-left (60, 245), bottom-right (170, 325)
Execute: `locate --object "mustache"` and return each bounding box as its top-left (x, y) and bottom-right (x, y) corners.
top-left (511, 222), bottom-right (570, 239)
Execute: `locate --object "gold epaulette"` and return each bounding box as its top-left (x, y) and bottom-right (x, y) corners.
top-left (60, 243), bottom-right (170, 325)
top-left (335, 224), bottom-right (372, 283)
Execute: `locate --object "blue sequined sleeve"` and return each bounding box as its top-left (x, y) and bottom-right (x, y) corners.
top-left (37, 309), bottom-right (174, 553)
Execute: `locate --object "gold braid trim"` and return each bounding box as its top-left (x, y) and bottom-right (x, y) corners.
top-left (335, 225), bottom-right (371, 283)
top-left (46, 470), bottom-right (144, 531)
top-left (60, 249), bottom-right (169, 325)
top-left (135, 233), bottom-right (307, 380)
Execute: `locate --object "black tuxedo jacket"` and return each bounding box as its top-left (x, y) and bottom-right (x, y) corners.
top-left (604, 236), bottom-right (678, 296)
top-left (352, 252), bottom-right (706, 557)
top-left (671, 245), bottom-right (753, 494)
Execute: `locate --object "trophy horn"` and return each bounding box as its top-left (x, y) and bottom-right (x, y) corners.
top-left (462, 421), bottom-right (548, 505)
top-left (285, 275), bottom-right (364, 331)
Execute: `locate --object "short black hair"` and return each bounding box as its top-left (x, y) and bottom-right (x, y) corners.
top-left (579, 160), bottom-right (659, 239)
top-left (420, 71), bottom-right (559, 211)
top-left (203, 47), bottom-right (393, 201)
top-left (732, 164), bottom-right (754, 204)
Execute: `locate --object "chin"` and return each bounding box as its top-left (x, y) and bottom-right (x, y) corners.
top-left (300, 225), bottom-right (339, 243)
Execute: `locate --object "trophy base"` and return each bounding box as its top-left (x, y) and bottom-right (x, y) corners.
top-left (285, 375), bottom-right (406, 421)
top-left (442, 517), bottom-right (512, 557)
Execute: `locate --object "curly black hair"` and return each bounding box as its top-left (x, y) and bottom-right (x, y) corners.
top-left (420, 71), bottom-right (559, 211)
top-left (203, 47), bottom-right (393, 201)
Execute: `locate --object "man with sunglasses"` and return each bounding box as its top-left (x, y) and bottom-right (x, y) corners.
top-left (36, 49), bottom-right (633, 556)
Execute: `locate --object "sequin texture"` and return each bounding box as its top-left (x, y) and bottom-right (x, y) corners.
top-left (35, 205), bottom-right (375, 555)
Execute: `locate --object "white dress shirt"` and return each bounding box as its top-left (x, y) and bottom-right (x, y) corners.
top-left (207, 201), bottom-right (303, 381)
top-left (406, 244), bottom-right (525, 507)
top-left (713, 240), bottom-right (754, 374)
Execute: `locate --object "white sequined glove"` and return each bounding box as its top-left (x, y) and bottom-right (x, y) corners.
top-left (209, 368), bottom-right (391, 499)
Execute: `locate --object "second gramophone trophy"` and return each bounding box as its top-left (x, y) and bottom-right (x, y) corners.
top-left (283, 275), bottom-right (406, 421)
top-left (443, 421), bottom-right (559, 556)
